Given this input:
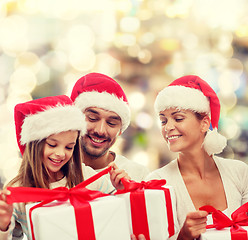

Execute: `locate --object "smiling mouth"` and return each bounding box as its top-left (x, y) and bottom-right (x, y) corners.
top-left (91, 136), bottom-right (106, 143)
top-left (49, 158), bottom-right (63, 164)
top-left (167, 135), bottom-right (181, 141)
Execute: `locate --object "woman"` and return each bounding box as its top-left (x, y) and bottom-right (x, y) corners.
top-left (146, 75), bottom-right (248, 239)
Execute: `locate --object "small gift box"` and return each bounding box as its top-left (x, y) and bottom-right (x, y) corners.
top-left (200, 203), bottom-right (248, 240)
top-left (115, 178), bottom-right (179, 240)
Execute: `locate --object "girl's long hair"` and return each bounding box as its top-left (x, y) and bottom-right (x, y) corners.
top-left (7, 133), bottom-right (84, 189)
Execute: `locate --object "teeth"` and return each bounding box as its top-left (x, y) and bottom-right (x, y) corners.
top-left (167, 135), bottom-right (180, 140)
top-left (91, 137), bottom-right (104, 143)
top-left (50, 159), bottom-right (62, 163)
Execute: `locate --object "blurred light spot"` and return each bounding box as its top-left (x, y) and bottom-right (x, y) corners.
top-left (127, 44), bottom-right (141, 57)
top-left (219, 91), bottom-right (237, 110)
top-left (69, 48), bottom-right (96, 71)
top-left (132, 151), bottom-right (149, 167)
top-left (120, 34), bottom-right (136, 46)
top-left (138, 49), bottom-right (152, 64)
top-left (120, 17), bottom-right (140, 33)
top-left (159, 39), bottom-right (180, 52)
top-left (140, 32), bottom-right (155, 46)
top-left (182, 34), bottom-right (198, 50)
top-left (18, 0), bottom-right (38, 14)
top-left (235, 24), bottom-right (248, 38)
top-left (9, 67), bottom-right (37, 93)
top-left (0, 15), bottom-right (29, 56)
top-left (15, 52), bottom-right (41, 73)
top-left (129, 92), bottom-right (145, 110)
top-left (135, 112), bottom-right (153, 129)
top-left (221, 117), bottom-right (241, 139)
top-left (95, 53), bottom-right (121, 76)
top-left (41, 50), bottom-right (68, 72)
top-left (67, 25), bottom-right (95, 49)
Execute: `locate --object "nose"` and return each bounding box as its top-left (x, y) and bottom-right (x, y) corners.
top-left (55, 148), bottom-right (65, 159)
top-left (164, 119), bottom-right (175, 132)
top-left (95, 119), bottom-right (107, 136)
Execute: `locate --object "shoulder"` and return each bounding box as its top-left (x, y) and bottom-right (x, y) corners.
top-left (115, 154), bottom-right (149, 172)
top-left (145, 159), bottom-right (178, 180)
top-left (215, 156), bottom-right (248, 170)
top-left (82, 163), bottom-right (98, 179)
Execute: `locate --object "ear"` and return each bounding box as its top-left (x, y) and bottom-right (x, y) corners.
top-left (118, 130), bottom-right (122, 136)
top-left (201, 115), bottom-right (211, 133)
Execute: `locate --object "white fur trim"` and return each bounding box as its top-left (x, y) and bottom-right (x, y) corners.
top-left (202, 128), bottom-right (227, 155)
top-left (154, 86), bottom-right (210, 114)
top-left (74, 91), bottom-right (131, 132)
top-left (20, 105), bottom-right (87, 144)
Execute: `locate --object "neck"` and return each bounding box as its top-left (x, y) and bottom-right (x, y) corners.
top-left (177, 149), bottom-right (214, 179)
top-left (83, 151), bottom-right (115, 170)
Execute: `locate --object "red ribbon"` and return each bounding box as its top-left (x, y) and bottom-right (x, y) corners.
top-left (115, 178), bottom-right (174, 239)
top-left (6, 166), bottom-right (112, 240)
top-left (200, 203), bottom-right (248, 240)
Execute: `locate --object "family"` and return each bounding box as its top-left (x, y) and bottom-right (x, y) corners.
top-left (1, 73), bottom-right (248, 240)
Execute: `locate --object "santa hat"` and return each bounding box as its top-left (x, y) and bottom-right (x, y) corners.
top-left (154, 75), bottom-right (227, 156)
top-left (70, 72), bottom-right (130, 132)
top-left (14, 95), bottom-right (87, 155)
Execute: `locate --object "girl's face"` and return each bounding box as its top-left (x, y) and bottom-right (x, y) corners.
top-left (43, 130), bottom-right (78, 181)
top-left (159, 108), bottom-right (209, 153)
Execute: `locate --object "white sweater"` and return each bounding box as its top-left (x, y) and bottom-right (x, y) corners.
top-left (145, 156), bottom-right (248, 229)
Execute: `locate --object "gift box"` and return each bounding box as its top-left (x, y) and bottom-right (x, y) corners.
top-left (201, 226), bottom-right (248, 240)
top-left (26, 196), bottom-right (131, 240)
top-left (6, 167), bottom-right (131, 240)
top-left (200, 203), bottom-right (248, 240)
top-left (115, 179), bottom-right (179, 240)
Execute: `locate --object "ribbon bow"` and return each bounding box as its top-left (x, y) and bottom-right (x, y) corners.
top-left (200, 202), bottom-right (248, 231)
top-left (115, 178), bottom-right (167, 194)
top-left (6, 166), bottom-right (112, 240)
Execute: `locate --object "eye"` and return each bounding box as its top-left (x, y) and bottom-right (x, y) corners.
top-left (107, 121), bottom-right (117, 126)
top-left (160, 118), bottom-right (167, 125)
top-left (47, 142), bottom-right (56, 148)
top-left (87, 115), bottom-right (98, 122)
top-left (175, 117), bottom-right (184, 122)
top-left (66, 146), bottom-right (74, 150)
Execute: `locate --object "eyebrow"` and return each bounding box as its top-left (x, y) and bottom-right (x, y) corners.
top-left (46, 139), bottom-right (76, 145)
top-left (85, 109), bottom-right (121, 121)
top-left (159, 110), bottom-right (186, 117)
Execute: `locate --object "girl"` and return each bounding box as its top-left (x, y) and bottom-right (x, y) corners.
top-left (0, 95), bottom-right (125, 240)
top-left (146, 75), bottom-right (248, 240)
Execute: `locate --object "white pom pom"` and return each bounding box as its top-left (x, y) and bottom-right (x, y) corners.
top-left (202, 128), bottom-right (227, 156)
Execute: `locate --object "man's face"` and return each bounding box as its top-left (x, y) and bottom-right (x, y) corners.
top-left (82, 107), bottom-right (122, 158)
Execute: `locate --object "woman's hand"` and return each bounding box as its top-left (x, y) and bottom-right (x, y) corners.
top-left (0, 189), bottom-right (13, 232)
top-left (131, 234), bottom-right (146, 240)
top-left (108, 162), bottom-right (130, 190)
top-left (177, 210), bottom-right (208, 240)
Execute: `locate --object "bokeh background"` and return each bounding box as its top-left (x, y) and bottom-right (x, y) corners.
top-left (1, 0), bottom-right (248, 187)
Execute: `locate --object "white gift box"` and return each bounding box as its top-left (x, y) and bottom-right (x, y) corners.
top-left (26, 195), bottom-right (131, 240)
top-left (116, 185), bottom-right (179, 240)
top-left (201, 226), bottom-right (248, 240)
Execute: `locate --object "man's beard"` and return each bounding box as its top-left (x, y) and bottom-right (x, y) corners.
top-left (82, 143), bottom-right (108, 158)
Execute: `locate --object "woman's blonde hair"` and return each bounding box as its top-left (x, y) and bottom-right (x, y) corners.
top-left (7, 132), bottom-right (84, 189)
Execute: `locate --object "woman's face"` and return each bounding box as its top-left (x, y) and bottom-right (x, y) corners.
top-left (159, 108), bottom-right (208, 153)
top-left (43, 130), bottom-right (78, 181)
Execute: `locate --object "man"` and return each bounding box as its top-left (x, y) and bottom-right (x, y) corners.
top-left (70, 72), bottom-right (149, 183)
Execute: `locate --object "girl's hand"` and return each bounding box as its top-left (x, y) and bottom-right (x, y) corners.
top-left (0, 189), bottom-right (13, 232)
top-left (131, 234), bottom-right (146, 240)
top-left (177, 210), bottom-right (208, 240)
top-left (108, 162), bottom-right (130, 190)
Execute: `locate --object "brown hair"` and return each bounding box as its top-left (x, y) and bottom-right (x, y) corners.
top-left (7, 132), bottom-right (84, 189)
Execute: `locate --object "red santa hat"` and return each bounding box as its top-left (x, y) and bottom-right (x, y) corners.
top-left (70, 72), bottom-right (130, 132)
top-left (154, 75), bottom-right (227, 156)
top-left (14, 95), bottom-right (87, 155)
